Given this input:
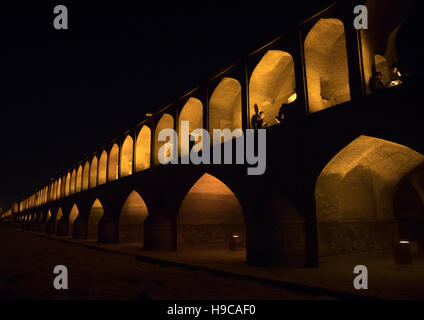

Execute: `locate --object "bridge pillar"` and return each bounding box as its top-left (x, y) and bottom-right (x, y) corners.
top-left (144, 200), bottom-right (176, 251)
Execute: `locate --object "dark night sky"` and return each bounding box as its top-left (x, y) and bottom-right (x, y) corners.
top-left (0, 0), bottom-right (336, 207)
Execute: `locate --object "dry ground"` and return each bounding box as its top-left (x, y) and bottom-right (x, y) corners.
top-left (0, 227), bottom-right (335, 300)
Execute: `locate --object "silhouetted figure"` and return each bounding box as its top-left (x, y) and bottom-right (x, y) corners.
top-left (276, 103), bottom-right (288, 124)
top-left (251, 104), bottom-right (267, 129)
top-left (369, 71), bottom-right (385, 92)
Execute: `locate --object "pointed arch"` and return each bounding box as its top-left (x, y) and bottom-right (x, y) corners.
top-left (76, 165), bottom-right (83, 193)
top-left (70, 169), bottom-right (76, 194)
top-left (108, 144), bottom-right (119, 182)
top-left (88, 199), bottom-right (104, 239)
top-left (118, 191), bottom-right (149, 244)
top-left (56, 207), bottom-right (63, 222)
top-left (98, 151), bottom-right (108, 185)
top-left (177, 173), bottom-right (245, 248)
top-left (82, 161), bottom-right (90, 190)
top-left (315, 135), bottom-right (424, 257)
top-left (304, 18), bottom-right (350, 113)
top-left (46, 210), bottom-right (52, 223)
top-left (178, 97), bottom-right (203, 156)
top-left (68, 204), bottom-right (79, 235)
top-left (249, 50), bottom-right (296, 127)
top-left (135, 126), bottom-right (151, 172)
top-left (120, 136), bottom-right (134, 178)
top-left (89, 156), bottom-right (98, 188)
top-left (209, 77), bottom-right (242, 142)
top-left (154, 113), bottom-right (174, 165)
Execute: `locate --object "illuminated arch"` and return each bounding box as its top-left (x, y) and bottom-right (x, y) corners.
top-left (315, 135), bottom-right (424, 256)
top-left (304, 18), bottom-right (350, 113)
top-left (120, 136), bottom-right (134, 178)
top-left (108, 144), bottom-right (119, 182)
top-left (88, 199), bottom-right (104, 239)
top-left (360, 0), bottom-right (413, 93)
top-left (68, 204), bottom-right (79, 235)
top-left (70, 169), bottom-right (76, 194)
top-left (209, 77), bottom-right (242, 142)
top-left (154, 113), bottom-right (174, 165)
top-left (135, 126), bottom-right (151, 172)
top-left (65, 172), bottom-right (71, 196)
top-left (119, 191), bottom-right (149, 244)
top-left (82, 161), bottom-right (90, 190)
top-left (98, 151), bottom-right (108, 185)
top-left (89, 156), bottom-right (98, 188)
top-left (178, 173), bottom-right (245, 248)
top-left (76, 165), bottom-right (83, 193)
top-left (46, 210), bottom-right (52, 223)
top-left (56, 208), bottom-right (63, 222)
top-left (249, 51), bottom-right (296, 127)
top-left (178, 97), bottom-right (203, 156)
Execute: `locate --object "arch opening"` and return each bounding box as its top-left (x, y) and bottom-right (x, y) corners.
top-left (76, 165), bottom-right (83, 193)
top-left (82, 161), bottom-right (90, 191)
top-left (118, 191), bottom-right (149, 245)
top-left (68, 204), bottom-right (79, 235)
top-left (120, 136), bottom-right (134, 178)
top-left (89, 156), bottom-right (98, 188)
top-left (249, 50), bottom-right (296, 127)
top-left (304, 18), bottom-right (350, 113)
top-left (315, 135), bottom-right (424, 257)
top-left (98, 151), bottom-right (108, 185)
top-left (360, 0), bottom-right (414, 93)
top-left (178, 97), bottom-right (203, 156)
top-left (154, 113), bottom-right (174, 165)
top-left (88, 199), bottom-right (104, 239)
top-left (135, 126), bottom-right (151, 172)
top-left (108, 144), bottom-right (119, 182)
top-left (70, 169), bottom-right (76, 194)
top-left (177, 173), bottom-right (245, 250)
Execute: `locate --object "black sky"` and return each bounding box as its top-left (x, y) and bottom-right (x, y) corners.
top-left (0, 0), bottom-right (336, 207)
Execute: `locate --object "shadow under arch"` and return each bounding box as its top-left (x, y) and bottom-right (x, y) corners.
top-left (304, 18), bottom-right (350, 113)
top-left (249, 50), bottom-right (296, 127)
top-left (88, 198), bottom-right (105, 240)
top-left (118, 190), bottom-right (149, 245)
top-left (315, 135), bottom-right (424, 257)
top-left (177, 173), bottom-right (245, 250)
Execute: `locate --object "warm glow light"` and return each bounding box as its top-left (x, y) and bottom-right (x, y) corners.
top-left (287, 92), bottom-right (297, 103)
top-left (399, 241), bottom-right (410, 244)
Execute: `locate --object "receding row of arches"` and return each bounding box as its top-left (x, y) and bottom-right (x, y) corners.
top-left (18, 136), bottom-right (424, 262)
top-left (39, 173), bottom-right (245, 249)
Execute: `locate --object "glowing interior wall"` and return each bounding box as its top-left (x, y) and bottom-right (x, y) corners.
top-left (76, 165), bottom-right (82, 193)
top-left (178, 97), bottom-right (203, 156)
top-left (88, 199), bottom-right (104, 239)
top-left (135, 126), bottom-right (151, 172)
top-left (108, 144), bottom-right (119, 182)
top-left (304, 18), bottom-right (350, 113)
top-left (56, 208), bottom-right (63, 222)
top-left (209, 77), bottom-right (242, 143)
top-left (315, 135), bottom-right (424, 256)
top-left (98, 151), bottom-right (107, 185)
top-left (154, 113), bottom-right (174, 165)
top-left (249, 51), bottom-right (296, 126)
top-left (360, 0), bottom-right (413, 93)
top-left (90, 156), bottom-right (98, 188)
top-left (120, 136), bottom-right (133, 178)
top-left (119, 191), bottom-right (149, 244)
top-left (68, 204), bottom-right (79, 235)
top-left (70, 169), bottom-right (76, 194)
top-left (178, 173), bottom-right (245, 248)
top-left (82, 161), bottom-right (90, 191)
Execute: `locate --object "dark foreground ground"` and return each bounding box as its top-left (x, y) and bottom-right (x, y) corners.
top-left (0, 228), bottom-right (335, 300)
